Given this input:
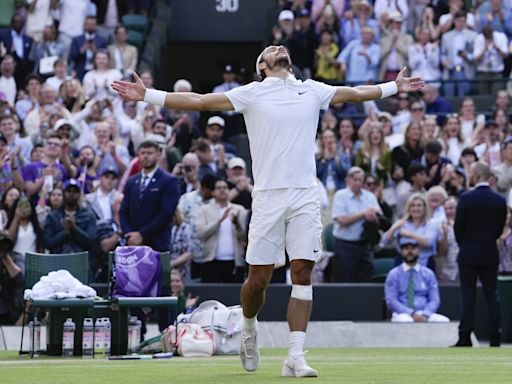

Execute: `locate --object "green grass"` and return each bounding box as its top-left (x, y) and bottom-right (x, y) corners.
top-left (1, 348), bottom-right (511, 384)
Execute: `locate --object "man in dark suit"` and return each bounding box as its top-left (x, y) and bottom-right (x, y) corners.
top-left (0, 14), bottom-right (33, 88)
top-left (69, 16), bottom-right (107, 80)
top-left (120, 140), bottom-right (180, 251)
top-left (454, 161), bottom-right (507, 347)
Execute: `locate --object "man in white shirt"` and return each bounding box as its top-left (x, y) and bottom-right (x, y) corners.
top-left (85, 166), bottom-right (121, 223)
top-left (0, 55), bottom-right (17, 106)
top-left (473, 26), bottom-right (508, 95)
top-left (112, 45), bottom-right (424, 377)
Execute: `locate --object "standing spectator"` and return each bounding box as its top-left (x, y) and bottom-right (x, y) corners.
top-left (82, 50), bottom-right (121, 100)
top-left (439, 115), bottom-right (466, 167)
top-left (340, 0), bottom-right (379, 48)
top-left (459, 97), bottom-right (485, 145)
top-left (384, 237), bottom-right (449, 323)
top-left (315, 2), bottom-right (341, 44)
top-left (337, 27), bottom-right (379, 84)
top-left (493, 90), bottom-right (512, 115)
top-left (474, 26), bottom-right (508, 95)
top-left (204, 116), bottom-right (237, 171)
top-left (391, 122), bottom-right (424, 188)
top-left (0, 55), bottom-right (17, 106)
top-left (316, 129), bottom-right (348, 193)
top-left (45, 59), bottom-right (70, 92)
top-left (25, 0), bottom-right (56, 43)
top-left (314, 30), bottom-right (342, 81)
top-left (0, 14), bottom-right (34, 89)
top-left (195, 178), bottom-right (248, 283)
top-left (422, 115), bottom-right (440, 142)
top-left (15, 74), bottom-right (41, 121)
top-left (497, 206), bottom-right (512, 342)
top-left (374, 0), bottom-right (409, 21)
top-left (212, 65), bottom-right (240, 93)
top-left (169, 211), bottom-right (194, 283)
top-left (286, 8), bottom-right (317, 79)
top-left (475, 0), bottom-right (512, 38)
top-left (107, 25), bottom-right (138, 78)
top-left (331, 167), bottom-right (382, 282)
top-left (0, 114), bottom-right (33, 166)
top-left (59, 78), bottom-right (86, 113)
top-left (438, 0), bottom-right (476, 34)
top-left (226, 157), bottom-right (253, 210)
top-left (379, 12), bottom-right (414, 82)
top-left (0, 235), bottom-right (23, 325)
top-left (43, 178), bottom-right (97, 254)
top-left (424, 139), bottom-right (453, 190)
top-left (363, 173), bottom-right (393, 223)
top-left (408, 28), bottom-right (441, 83)
top-left (494, 137), bottom-right (512, 198)
top-left (69, 16), bottom-right (108, 80)
top-left (28, 25), bottom-right (65, 76)
top-left (494, 108), bottom-right (512, 137)
top-left (174, 152), bottom-right (200, 195)
top-left (0, 131), bottom-right (25, 194)
top-left (395, 164), bottom-right (428, 219)
top-left (93, 121), bottom-right (130, 176)
top-left (120, 140), bottom-right (181, 251)
top-left (337, 118), bottom-right (360, 170)
top-left (75, 145), bottom-right (99, 194)
top-left (194, 138), bottom-right (225, 181)
top-left (56, 0), bottom-right (96, 59)
top-left (422, 84), bottom-right (453, 126)
top-left (437, 196), bottom-right (460, 283)
top-left (413, 6), bottom-right (439, 42)
top-left (454, 161), bottom-right (507, 347)
top-left (440, 11), bottom-right (477, 97)
top-left (474, 120), bottom-right (502, 168)
top-left (355, 123), bottom-right (392, 185)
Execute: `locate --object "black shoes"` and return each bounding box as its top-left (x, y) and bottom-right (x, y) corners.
top-left (451, 339), bottom-right (472, 347)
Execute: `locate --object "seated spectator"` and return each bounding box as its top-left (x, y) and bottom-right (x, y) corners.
top-left (444, 166), bottom-right (467, 198)
top-left (0, 55), bottom-right (17, 106)
top-left (194, 138), bottom-right (225, 181)
top-left (43, 178), bottom-right (96, 254)
top-left (439, 114), bottom-right (466, 166)
top-left (15, 74), bottom-right (41, 121)
top-left (474, 25), bottom-right (508, 95)
top-left (493, 90), bottom-right (512, 116)
top-left (0, 235), bottom-right (23, 325)
top-left (93, 121), bottom-right (130, 176)
top-left (409, 100), bottom-right (426, 126)
top-left (0, 186), bottom-right (21, 230)
top-left (113, 97), bottom-right (142, 148)
top-left (69, 16), bottom-right (108, 80)
top-left (331, 167), bottom-right (382, 282)
top-left (474, 119), bottom-right (502, 168)
top-left (396, 164), bottom-right (428, 219)
top-left (384, 237), bottom-right (450, 323)
top-left (107, 25), bottom-right (138, 78)
top-left (314, 30), bottom-right (342, 82)
top-left (45, 59), bottom-right (71, 92)
top-left (75, 145), bottom-right (99, 194)
top-left (36, 186), bottom-right (63, 229)
top-left (494, 108), bottom-right (512, 137)
top-left (337, 118), bottom-right (361, 170)
top-left (316, 129), bottom-right (348, 193)
top-left (459, 97), bottom-right (485, 144)
top-left (226, 157), bottom-right (253, 210)
top-left (379, 12), bottom-right (413, 82)
top-left (340, 0), bottom-right (379, 48)
top-left (0, 114), bottom-right (33, 166)
top-left (493, 136), bottom-right (512, 197)
top-left (423, 84), bottom-right (453, 126)
top-left (5, 196), bottom-right (45, 260)
top-left (59, 78), bottom-right (86, 113)
top-left (170, 211), bottom-right (194, 283)
top-left (355, 123), bottom-right (392, 185)
top-left (29, 25), bottom-right (65, 76)
top-left (408, 28), bottom-right (441, 84)
top-left (424, 139), bottom-right (453, 190)
top-left (382, 193), bottom-right (444, 271)
top-left (436, 196), bottom-right (460, 283)
top-left (172, 152), bottom-right (200, 195)
top-left (0, 14), bottom-right (33, 89)
top-left (82, 50), bottom-right (122, 101)
top-left (392, 94), bottom-right (411, 137)
top-left (0, 132), bottom-right (25, 194)
top-left (426, 186), bottom-right (448, 227)
top-left (363, 173), bottom-right (393, 223)
top-left (422, 115), bottom-right (440, 142)
top-left (195, 178), bottom-right (247, 283)
top-left (337, 26), bottom-right (379, 84)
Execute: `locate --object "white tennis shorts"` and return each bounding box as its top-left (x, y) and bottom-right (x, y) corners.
top-left (246, 187), bottom-right (323, 268)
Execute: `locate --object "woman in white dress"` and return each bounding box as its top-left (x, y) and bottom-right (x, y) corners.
top-left (82, 50), bottom-right (122, 101)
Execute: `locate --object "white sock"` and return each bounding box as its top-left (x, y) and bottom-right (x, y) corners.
top-left (243, 316), bottom-right (257, 330)
top-left (289, 331), bottom-right (306, 357)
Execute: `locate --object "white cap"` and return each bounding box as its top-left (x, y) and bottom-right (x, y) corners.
top-left (255, 50), bottom-right (264, 78)
top-left (173, 79), bottom-right (192, 92)
top-left (207, 116), bottom-right (225, 127)
top-left (228, 157), bottom-right (246, 169)
top-left (278, 10), bottom-right (294, 21)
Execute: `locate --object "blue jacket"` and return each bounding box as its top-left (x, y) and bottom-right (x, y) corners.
top-left (120, 168), bottom-right (180, 251)
top-left (454, 185), bottom-right (507, 266)
top-left (69, 34), bottom-right (107, 79)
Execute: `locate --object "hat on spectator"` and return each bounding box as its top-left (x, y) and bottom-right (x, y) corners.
top-left (146, 133), bottom-right (166, 148)
top-left (298, 8), bottom-right (310, 17)
top-left (484, 119), bottom-right (498, 129)
top-left (358, 0), bottom-right (372, 11)
top-left (425, 139), bottom-right (442, 154)
top-left (377, 111), bottom-right (392, 122)
top-left (278, 10), bottom-right (295, 21)
top-left (228, 157), bottom-right (246, 169)
top-left (63, 178), bottom-right (82, 191)
top-left (173, 79), bottom-right (192, 92)
top-left (399, 236), bottom-right (419, 248)
top-left (389, 11), bottom-right (404, 23)
top-left (361, 26), bottom-right (375, 35)
top-left (503, 136), bottom-right (512, 147)
top-left (100, 166), bottom-right (119, 178)
top-left (54, 119), bottom-right (73, 131)
top-left (223, 65), bottom-right (235, 74)
top-left (207, 116), bottom-right (225, 128)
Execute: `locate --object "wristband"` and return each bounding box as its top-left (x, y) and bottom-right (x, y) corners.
top-left (143, 89), bottom-right (167, 107)
top-left (377, 81), bottom-right (398, 99)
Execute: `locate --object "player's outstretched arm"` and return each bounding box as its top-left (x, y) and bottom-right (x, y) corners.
top-left (111, 73), bottom-right (234, 111)
top-left (330, 67), bottom-right (425, 105)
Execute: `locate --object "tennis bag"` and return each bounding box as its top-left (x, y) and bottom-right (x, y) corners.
top-left (163, 323), bottom-right (214, 357)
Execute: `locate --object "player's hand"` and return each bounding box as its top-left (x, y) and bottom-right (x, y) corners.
top-left (395, 67), bottom-right (425, 93)
top-left (111, 72), bottom-right (146, 102)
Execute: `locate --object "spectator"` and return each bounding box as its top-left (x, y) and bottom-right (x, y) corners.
top-left (374, 0), bottom-right (409, 21)
top-left (69, 16), bottom-right (108, 80)
top-left (28, 25), bottom-right (65, 76)
top-left (384, 237), bottom-right (449, 323)
top-left (422, 115), bottom-right (440, 142)
top-left (0, 186), bottom-right (21, 230)
top-left (22, 132), bottom-right (68, 200)
top-left (413, 6), bottom-right (439, 42)
top-left (391, 122), bottom-right (424, 188)
top-left (497, 207), bottom-right (512, 342)
top-left (59, 78), bottom-right (87, 113)
top-left (408, 28), bottom-right (441, 84)
top-left (409, 100), bottom-right (425, 126)
top-left (15, 74), bottom-right (41, 121)
top-left (436, 196), bottom-right (460, 283)
top-left (439, 114), bottom-right (466, 168)
top-left (391, 93), bottom-right (411, 137)
top-left (395, 164), bottom-right (428, 219)
top-left (0, 114), bottom-right (33, 166)
top-left (82, 50), bottom-right (122, 101)
top-left (331, 167), bottom-right (382, 282)
top-left (426, 185), bottom-right (448, 227)
top-left (355, 123), bottom-right (392, 185)
top-left (43, 178), bottom-right (97, 253)
top-left (195, 178), bottom-right (248, 283)
top-left (0, 14), bottom-right (34, 89)
top-left (315, 2), bottom-right (341, 44)
top-left (173, 152), bottom-right (200, 195)
top-left (460, 147), bottom-right (479, 175)
top-left (286, 8), bottom-right (316, 79)
top-left (311, 0), bottom-right (344, 22)
top-left (438, 0), bottom-right (475, 34)
top-left (169, 211), bottom-right (194, 283)
top-left (454, 161), bottom-right (507, 347)
top-left (337, 118), bottom-right (360, 170)
top-left (474, 25), bottom-right (508, 95)
top-left (113, 97), bottom-right (142, 148)
top-left (422, 84), bottom-right (453, 126)
top-left (444, 166), bottom-right (467, 198)
top-left (493, 90), bottom-right (512, 115)
top-left (494, 108), bottom-right (512, 137)
top-left (340, 0), bottom-right (379, 48)
top-left (316, 129), bottom-right (348, 193)
top-left (0, 55), bottom-right (17, 106)
top-left (459, 97), bottom-right (485, 144)
top-left (5, 196), bottom-right (45, 259)
top-left (0, 235), bottom-right (23, 325)
top-left (96, 191), bottom-right (124, 277)
top-left (76, 145), bottom-right (99, 194)
top-left (474, 119), bottom-right (502, 168)
top-left (25, 0), bottom-right (56, 43)
top-left (424, 139), bottom-right (453, 190)
top-left (93, 0), bottom-right (127, 42)
top-left (475, 0), bottom-right (512, 38)
top-left (36, 186), bottom-right (63, 229)
top-left (379, 12), bottom-right (413, 82)
top-left (93, 121), bottom-right (130, 176)
top-left (363, 173), bottom-right (393, 223)
top-left (493, 136), bottom-right (512, 197)
top-left (45, 59), bottom-right (70, 92)
top-left (194, 138), bottom-right (225, 181)
top-left (120, 140), bottom-right (181, 251)
top-left (314, 30), bottom-right (342, 81)
top-left (212, 65), bottom-right (240, 93)
top-left (0, 132), bottom-right (25, 194)
top-left (337, 26), bottom-right (379, 84)
top-left (204, 116), bottom-right (237, 171)
top-left (440, 11), bottom-right (477, 97)
top-left (382, 193), bottom-right (443, 271)
top-left (56, 0), bottom-right (96, 59)
top-left (107, 25), bottom-right (138, 78)
top-left (226, 157), bottom-right (253, 210)
top-left (270, 10), bottom-right (295, 48)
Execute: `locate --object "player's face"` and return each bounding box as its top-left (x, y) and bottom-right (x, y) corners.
top-left (261, 46), bottom-right (292, 72)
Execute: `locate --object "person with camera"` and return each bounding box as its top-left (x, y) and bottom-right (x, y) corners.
top-left (332, 166), bottom-right (382, 282)
top-left (0, 235), bottom-right (24, 325)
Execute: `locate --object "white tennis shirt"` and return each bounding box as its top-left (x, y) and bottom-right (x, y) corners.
top-left (225, 75), bottom-right (336, 191)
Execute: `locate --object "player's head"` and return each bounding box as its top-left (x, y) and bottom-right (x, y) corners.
top-left (256, 45), bottom-right (292, 80)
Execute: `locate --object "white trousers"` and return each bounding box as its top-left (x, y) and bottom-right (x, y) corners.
top-left (391, 312), bottom-right (450, 323)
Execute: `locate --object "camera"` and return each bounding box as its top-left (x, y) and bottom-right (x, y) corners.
top-left (183, 165), bottom-right (192, 173)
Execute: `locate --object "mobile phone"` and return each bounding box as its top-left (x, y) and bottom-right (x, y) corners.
top-left (43, 175), bottom-right (54, 191)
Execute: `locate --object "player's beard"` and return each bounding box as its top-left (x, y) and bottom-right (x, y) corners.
top-left (268, 55), bottom-right (292, 72)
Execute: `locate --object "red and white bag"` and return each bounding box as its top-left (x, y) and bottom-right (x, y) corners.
top-left (162, 323), bottom-right (214, 357)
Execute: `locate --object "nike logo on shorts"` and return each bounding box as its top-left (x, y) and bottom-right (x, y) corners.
top-left (298, 91), bottom-right (308, 95)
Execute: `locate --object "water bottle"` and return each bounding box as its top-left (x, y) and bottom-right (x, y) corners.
top-left (62, 318), bottom-right (75, 357)
top-left (94, 318), bottom-right (105, 358)
top-left (103, 318), bottom-right (111, 357)
top-left (29, 319), bottom-right (41, 356)
top-left (82, 318), bottom-right (94, 358)
top-left (128, 316), bottom-right (137, 353)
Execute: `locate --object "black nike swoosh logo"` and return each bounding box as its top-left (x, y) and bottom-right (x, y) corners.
top-left (313, 249), bottom-right (320, 253)
top-left (298, 91), bottom-right (308, 95)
